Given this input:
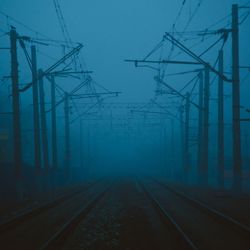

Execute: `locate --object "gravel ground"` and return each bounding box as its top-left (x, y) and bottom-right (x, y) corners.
top-left (63, 178), bottom-right (178, 250)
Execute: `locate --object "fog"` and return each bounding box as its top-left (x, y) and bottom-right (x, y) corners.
top-left (0, 0), bottom-right (250, 200)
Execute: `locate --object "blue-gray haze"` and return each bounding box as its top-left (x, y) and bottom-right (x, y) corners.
top-left (0, 0), bottom-right (249, 187)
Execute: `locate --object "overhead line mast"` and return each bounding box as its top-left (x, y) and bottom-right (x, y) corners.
top-left (232, 4), bottom-right (241, 190)
top-left (10, 27), bottom-right (22, 178)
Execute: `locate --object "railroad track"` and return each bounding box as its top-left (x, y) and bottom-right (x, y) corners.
top-left (0, 180), bottom-right (111, 249)
top-left (153, 179), bottom-right (250, 233)
top-left (138, 178), bottom-right (250, 249)
top-left (137, 180), bottom-right (198, 250)
top-left (40, 184), bottom-right (112, 249)
top-left (0, 179), bottom-right (102, 233)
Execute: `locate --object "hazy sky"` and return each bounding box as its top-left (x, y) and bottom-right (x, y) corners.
top-left (1, 0), bottom-right (250, 174)
top-left (1, 0), bottom-right (249, 104)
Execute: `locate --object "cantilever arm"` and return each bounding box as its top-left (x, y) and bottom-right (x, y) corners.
top-left (125, 59), bottom-right (201, 66)
top-left (19, 44), bottom-right (83, 92)
top-left (155, 76), bottom-right (202, 110)
top-left (163, 32), bottom-right (231, 82)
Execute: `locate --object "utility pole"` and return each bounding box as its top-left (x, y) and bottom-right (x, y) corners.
top-left (184, 92), bottom-right (190, 178)
top-left (218, 50), bottom-right (224, 188)
top-left (38, 69), bottom-right (50, 173)
top-left (50, 76), bottom-right (58, 170)
top-left (170, 119), bottom-right (175, 178)
top-left (232, 4), bottom-right (242, 190)
top-left (202, 66), bottom-right (210, 185)
top-left (10, 27), bottom-right (22, 178)
top-left (163, 124), bottom-right (168, 174)
top-left (31, 45), bottom-right (41, 174)
top-left (179, 105), bottom-right (185, 173)
top-left (197, 71), bottom-right (204, 177)
top-left (64, 92), bottom-right (70, 173)
top-left (87, 124), bottom-right (90, 171)
top-left (80, 120), bottom-right (84, 169)
top-left (244, 131), bottom-right (249, 168)
top-left (160, 119), bottom-right (165, 171)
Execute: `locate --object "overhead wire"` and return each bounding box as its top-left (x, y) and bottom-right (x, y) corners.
top-left (172, 0), bottom-right (187, 31)
top-left (189, 76), bottom-right (199, 96)
top-left (138, 1), bottom-right (207, 117)
top-left (182, 0), bottom-right (204, 33)
top-left (70, 101), bottom-right (100, 124)
top-left (198, 33), bottom-right (225, 57)
top-left (161, 0), bottom-right (205, 79)
top-left (143, 39), bottom-right (164, 61)
top-left (240, 70), bottom-right (250, 85)
top-left (165, 69), bottom-right (201, 77)
top-left (52, 0), bottom-right (116, 108)
top-left (179, 73), bottom-right (199, 93)
top-left (239, 10), bottom-right (250, 25)
top-left (0, 10), bottom-right (51, 39)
